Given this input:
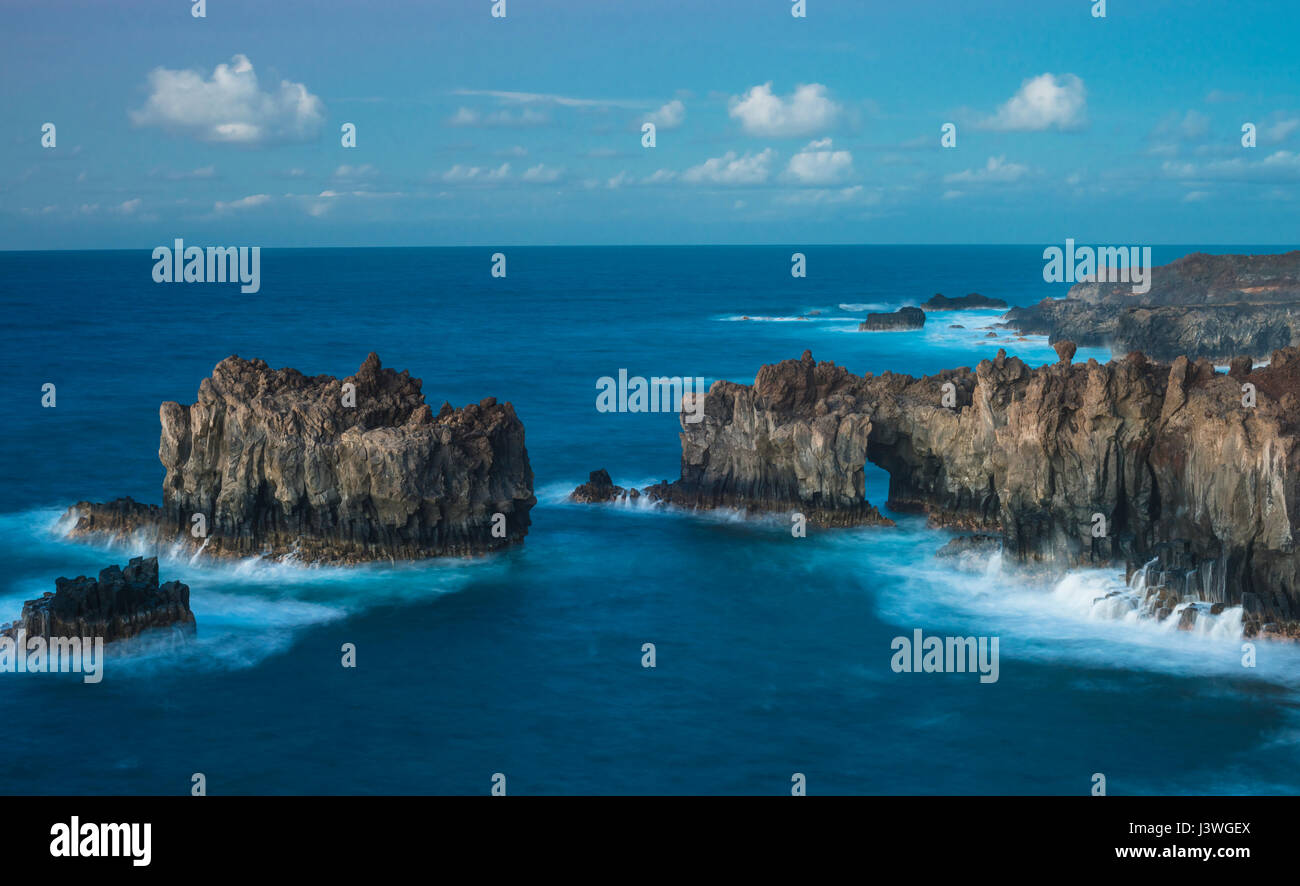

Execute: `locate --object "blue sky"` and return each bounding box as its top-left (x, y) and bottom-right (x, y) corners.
top-left (3, 0), bottom-right (1299, 248)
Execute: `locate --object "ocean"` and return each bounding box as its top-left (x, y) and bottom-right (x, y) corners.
top-left (1, 244), bottom-right (1297, 795)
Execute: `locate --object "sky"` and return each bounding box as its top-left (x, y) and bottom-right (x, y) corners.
top-left (2, 0), bottom-right (1299, 248)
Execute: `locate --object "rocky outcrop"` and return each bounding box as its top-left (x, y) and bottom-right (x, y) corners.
top-left (922, 293), bottom-right (1008, 310)
top-left (598, 346), bottom-right (1300, 632)
top-left (1003, 251), bottom-right (1300, 361)
top-left (859, 307), bottom-right (925, 331)
top-left (1, 557), bottom-right (194, 644)
top-left (570, 469), bottom-right (639, 504)
top-left (65, 354), bottom-right (535, 563)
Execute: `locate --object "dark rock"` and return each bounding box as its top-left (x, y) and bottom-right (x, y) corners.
top-left (598, 346), bottom-right (1300, 632)
top-left (859, 307), bottom-right (925, 331)
top-left (1003, 251), bottom-right (1300, 361)
top-left (571, 469), bottom-right (639, 504)
top-left (0, 556), bottom-right (194, 644)
top-left (66, 354), bottom-right (535, 563)
top-left (922, 293), bottom-right (1009, 311)
top-left (1053, 340), bottom-right (1077, 364)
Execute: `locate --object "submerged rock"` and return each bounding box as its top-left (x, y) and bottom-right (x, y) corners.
top-left (66, 354), bottom-right (535, 563)
top-left (0, 557), bottom-right (194, 644)
top-left (859, 307), bottom-right (925, 331)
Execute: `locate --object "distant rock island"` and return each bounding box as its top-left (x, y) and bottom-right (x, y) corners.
top-left (858, 306), bottom-right (925, 331)
top-left (921, 293), bottom-right (1008, 310)
top-left (1, 557), bottom-right (194, 644)
top-left (576, 346), bottom-right (1300, 639)
top-left (1003, 251), bottom-right (1300, 361)
top-left (65, 353), bottom-right (536, 563)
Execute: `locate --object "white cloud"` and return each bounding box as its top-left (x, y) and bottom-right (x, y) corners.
top-left (944, 155), bottom-right (1029, 184)
top-left (728, 83), bottom-right (840, 136)
top-left (785, 138), bottom-right (853, 184)
top-left (448, 107), bottom-right (549, 127)
top-left (521, 164), bottom-right (563, 183)
top-left (1183, 190), bottom-right (1211, 202)
top-left (214, 193), bottom-right (271, 212)
top-left (683, 149), bottom-right (776, 184)
top-left (643, 169), bottom-right (677, 184)
top-left (117, 198), bottom-right (141, 214)
top-left (646, 99), bottom-right (685, 129)
top-left (1265, 117), bottom-right (1300, 143)
top-left (451, 89), bottom-right (645, 109)
top-left (1162, 150), bottom-right (1300, 182)
top-left (982, 73), bottom-right (1086, 131)
top-left (442, 163), bottom-right (511, 182)
top-left (775, 185), bottom-right (872, 205)
top-left (130, 54), bottom-right (324, 144)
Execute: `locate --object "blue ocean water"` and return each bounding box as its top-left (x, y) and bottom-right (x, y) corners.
top-left (1, 245), bottom-right (1297, 795)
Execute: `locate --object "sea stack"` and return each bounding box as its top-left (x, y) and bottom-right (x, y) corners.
top-left (1, 557), bottom-right (195, 644)
top-left (66, 353), bottom-right (536, 563)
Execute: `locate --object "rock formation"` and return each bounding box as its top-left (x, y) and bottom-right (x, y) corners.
top-left (1, 557), bottom-right (194, 644)
top-left (922, 293), bottom-right (1008, 310)
top-left (579, 345), bottom-right (1300, 635)
top-left (570, 469), bottom-right (639, 504)
top-left (858, 307), bottom-right (925, 331)
top-left (66, 353), bottom-right (535, 563)
top-left (1003, 251), bottom-right (1300, 361)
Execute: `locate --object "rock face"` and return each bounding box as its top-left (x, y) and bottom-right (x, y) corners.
top-left (922, 293), bottom-right (1008, 310)
top-left (66, 354), bottom-right (535, 563)
top-left (1003, 251), bottom-right (1300, 361)
top-left (1, 557), bottom-right (194, 644)
top-left (638, 351), bottom-right (895, 526)
top-left (859, 307), bottom-right (925, 331)
top-left (605, 347), bottom-right (1300, 633)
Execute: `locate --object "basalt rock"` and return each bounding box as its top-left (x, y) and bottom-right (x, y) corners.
top-left (859, 307), bottom-right (925, 331)
top-left (922, 293), bottom-right (1008, 311)
top-left (65, 354), bottom-right (535, 563)
top-left (570, 469), bottom-right (639, 504)
top-left (1003, 251), bottom-right (1300, 361)
top-left (1, 557), bottom-right (194, 644)
top-left (607, 346), bottom-right (1300, 630)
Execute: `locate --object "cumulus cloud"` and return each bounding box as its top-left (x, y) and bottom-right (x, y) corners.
top-left (683, 149), bottom-right (776, 184)
top-left (982, 73), bottom-right (1086, 131)
top-left (645, 99), bottom-right (685, 129)
top-left (130, 54), bottom-right (324, 144)
top-left (729, 83), bottom-right (840, 136)
top-left (944, 155), bottom-right (1029, 184)
top-left (785, 138), bottom-right (853, 184)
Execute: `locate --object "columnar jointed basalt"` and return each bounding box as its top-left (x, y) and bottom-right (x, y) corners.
top-left (1, 557), bottom-right (194, 644)
top-left (584, 346), bottom-right (1300, 632)
top-left (66, 353), bottom-right (535, 563)
top-left (634, 351), bottom-right (894, 527)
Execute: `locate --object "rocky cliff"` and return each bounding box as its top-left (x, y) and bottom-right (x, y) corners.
top-left (583, 346), bottom-right (1300, 635)
top-left (66, 353), bottom-right (535, 563)
top-left (1, 556), bottom-right (195, 644)
top-left (1003, 251), bottom-right (1300, 361)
